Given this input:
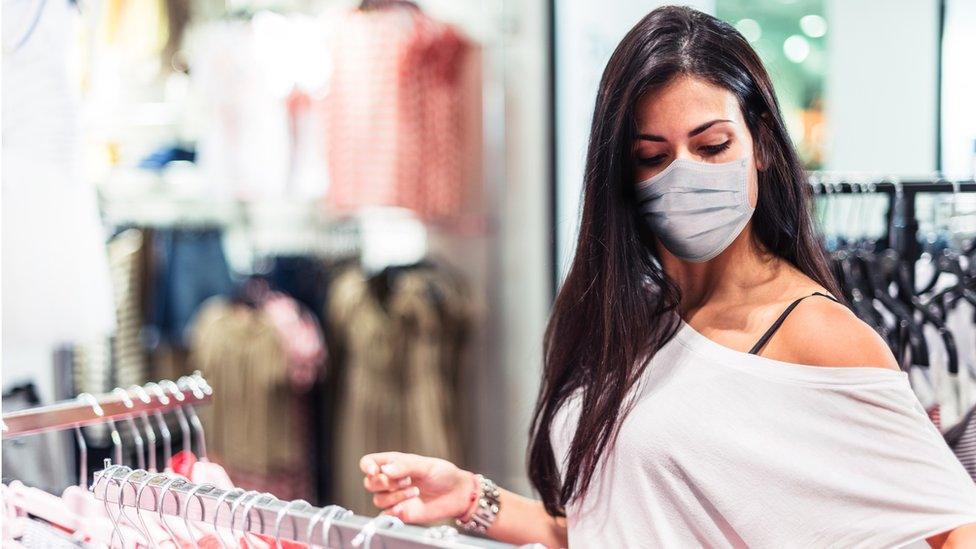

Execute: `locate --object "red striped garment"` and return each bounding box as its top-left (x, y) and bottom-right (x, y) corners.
top-left (324, 7), bottom-right (473, 225)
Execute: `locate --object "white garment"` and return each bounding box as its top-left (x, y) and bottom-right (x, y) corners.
top-left (2, 0), bottom-right (115, 350)
top-left (188, 12), bottom-right (332, 200)
top-left (551, 319), bottom-right (976, 548)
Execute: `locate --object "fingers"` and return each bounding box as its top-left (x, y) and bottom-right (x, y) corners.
top-left (382, 495), bottom-right (424, 523)
top-left (359, 452), bottom-right (427, 480)
top-left (363, 473), bottom-right (412, 492)
top-left (372, 486), bottom-right (420, 510)
top-left (359, 452), bottom-right (402, 475)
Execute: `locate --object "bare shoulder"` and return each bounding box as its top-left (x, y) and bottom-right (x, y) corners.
top-left (764, 293), bottom-right (899, 370)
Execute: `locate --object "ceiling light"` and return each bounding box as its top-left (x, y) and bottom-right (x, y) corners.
top-left (783, 35), bottom-right (810, 63)
top-left (735, 18), bottom-right (762, 43)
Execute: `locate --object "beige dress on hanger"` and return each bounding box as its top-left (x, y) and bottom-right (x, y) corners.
top-left (329, 265), bottom-right (468, 514)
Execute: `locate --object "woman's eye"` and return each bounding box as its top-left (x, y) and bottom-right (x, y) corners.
top-left (700, 141), bottom-right (731, 156)
top-left (638, 154), bottom-right (667, 167)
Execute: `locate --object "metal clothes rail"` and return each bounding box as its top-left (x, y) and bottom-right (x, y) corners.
top-left (810, 176), bottom-right (976, 304)
top-left (1, 374), bottom-right (212, 438)
top-left (93, 467), bottom-right (540, 549)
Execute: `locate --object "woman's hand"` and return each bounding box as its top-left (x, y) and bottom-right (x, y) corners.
top-left (359, 452), bottom-right (475, 523)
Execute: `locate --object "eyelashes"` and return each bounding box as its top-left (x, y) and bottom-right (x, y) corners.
top-left (638, 154), bottom-right (668, 167)
top-left (638, 140), bottom-right (733, 167)
top-left (699, 140), bottom-right (732, 156)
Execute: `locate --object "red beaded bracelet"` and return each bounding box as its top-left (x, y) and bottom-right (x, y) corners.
top-left (454, 472), bottom-right (481, 522)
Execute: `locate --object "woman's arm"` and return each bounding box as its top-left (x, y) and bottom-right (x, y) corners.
top-left (928, 523), bottom-right (976, 548)
top-left (479, 486), bottom-right (568, 547)
top-left (360, 452), bottom-right (567, 548)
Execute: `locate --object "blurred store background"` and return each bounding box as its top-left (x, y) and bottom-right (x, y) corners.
top-left (3, 0), bottom-right (975, 514)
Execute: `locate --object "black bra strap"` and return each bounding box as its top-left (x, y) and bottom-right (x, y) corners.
top-left (748, 292), bottom-right (839, 355)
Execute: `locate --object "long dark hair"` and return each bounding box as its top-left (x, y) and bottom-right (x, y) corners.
top-left (528, 5), bottom-right (842, 517)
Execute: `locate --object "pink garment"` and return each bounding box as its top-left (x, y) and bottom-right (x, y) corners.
top-left (262, 292), bottom-right (325, 391)
top-left (170, 450), bottom-right (236, 490)
top-left (324, 7), bottom-right (475, 225)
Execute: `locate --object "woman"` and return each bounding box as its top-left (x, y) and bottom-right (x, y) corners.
top-left (359, 6), bottom-right (976, 547)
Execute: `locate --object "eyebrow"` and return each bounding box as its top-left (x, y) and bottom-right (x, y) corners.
top-left (636, 119), bottom-right (733, 142)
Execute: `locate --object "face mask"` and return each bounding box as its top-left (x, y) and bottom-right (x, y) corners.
top-left (636, 157), bottom-right (754, 262)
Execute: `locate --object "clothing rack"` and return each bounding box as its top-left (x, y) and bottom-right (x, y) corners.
top-left (92, 467), bottom-right (537, 549)
top-left (810, 175), bottom-right (976, 306)
top-left (1, 374), bottom-right (212, 439)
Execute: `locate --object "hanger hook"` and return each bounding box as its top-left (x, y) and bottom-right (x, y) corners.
top-left (178, 376), bottom-right (206, 400)
top-left (92, 463), bottom-right (127, 548)
top-left (306, 505), bottom-right (344, 548)
top-left (144, 382), bottom-right (171, 406)
top-left (190, 372), bottom-right (213, 395)
top-left (182, 482), bottom-right (216, 549)
top-left (320, 506), bottom-right (352, 549)
top-left (145, 383), bottom-right (174, 467)
top-left (241, 492), bottom-right (277, 547)
top-left (118, 469), bottom-right (153, 547)
top-left (76, 392), bottom-right (104, 416)
top-left (128, 385), bottom-right (158, 472)
top-left (160, 380), bottom-right (192, 456)
top-left (213, 488), bottom-right (246, 549)
top-left (136, 473), bottom-right (169, 549)
top-left (950, 178), bottom-right (962, 237)
top-left (274, 500), bottom-right (310, 549)
top-left (157, 475), bottom-right (185, 545)
top-left (114, 388), bottom-right (146, 471)
top-left (177, 376), bottom-right (208, 460)
top-left (229, 490), bottom-right (261, 544)
top-left (350, 514), bottom-right (404, 549)
top-left (78, 393), bottom-right (124, 466)
top-left (104, 464), bottom-right (133, 548)
top-left (74, 426), bottom-right (87, 488)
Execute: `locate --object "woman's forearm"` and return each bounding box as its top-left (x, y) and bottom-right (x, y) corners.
top-left (483, 488), bottom-right (567, 548)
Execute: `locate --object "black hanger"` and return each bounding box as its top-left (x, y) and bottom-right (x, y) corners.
top-left (834, 249), bottom-right (890, 342)
top-left (911, 293), bottom-right (960, 375)
top-left (854, 249), bottom-right (930, 366)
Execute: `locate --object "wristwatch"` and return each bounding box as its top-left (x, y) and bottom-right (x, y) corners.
top-left (454, 474), bottom-right (500, 534)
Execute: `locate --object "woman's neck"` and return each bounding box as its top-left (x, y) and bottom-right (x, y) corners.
top-left (661, 225), bottom-right (785, 314)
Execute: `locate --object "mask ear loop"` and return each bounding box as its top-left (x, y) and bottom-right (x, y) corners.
top-left (212, 488), bottom-right (245, 549)
top-left (157, 476), bottom-right (185, 545)
top-left (182, 483), bottom-right (215, 549)
top-left (241, 492), bottom-right (277, 548)
top-left (273, 500), bottom-right (309, 549)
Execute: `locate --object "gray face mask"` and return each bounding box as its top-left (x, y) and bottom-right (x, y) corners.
top-left (636, 157), bottom-right (754, 262)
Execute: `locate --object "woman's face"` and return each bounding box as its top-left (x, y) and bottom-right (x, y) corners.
top-left (633, 75), bottom-right (760, 207)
